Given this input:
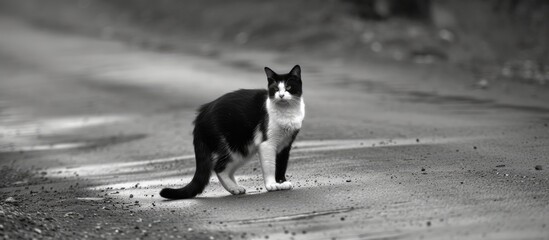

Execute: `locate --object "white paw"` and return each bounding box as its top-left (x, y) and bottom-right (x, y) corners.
top-left (279, 181), bottom-right (293, 190)
top-left (265, 181), bottom-right (293, 192)
top-left (229, 185), bottom-right (246, 195)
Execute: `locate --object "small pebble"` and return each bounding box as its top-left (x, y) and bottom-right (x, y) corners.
top-left (129, 194), bottom-right (134, 198)
top-left (535, 165), bottom-right (543, 170)
top-left (426, 221), bottom-right (431, 227)
top-left (64, 212), bottom-right (79, 218)
top-left (4, 197), bottom-right (17, 204)
top-left (345, 180), bottom-right (351, 183)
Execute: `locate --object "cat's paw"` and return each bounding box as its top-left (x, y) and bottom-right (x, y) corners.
top-left (265, 181), bottom-right (293, 192)
top-left (228, 185), bottom-right (246, 195)
top-left (279, 181), bottom-right (293, 190)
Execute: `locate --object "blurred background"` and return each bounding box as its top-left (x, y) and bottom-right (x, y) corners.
top-left (1, 0), bottom-right (548, 85)
top-left (1, 1), bottom-right (549, 239)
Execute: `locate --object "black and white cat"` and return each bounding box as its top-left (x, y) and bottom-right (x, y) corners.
top-left (160, 65), bottom-right (305, 199)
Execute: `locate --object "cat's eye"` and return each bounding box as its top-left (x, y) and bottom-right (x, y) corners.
top-left (286, 86), bottom-right (292, 90)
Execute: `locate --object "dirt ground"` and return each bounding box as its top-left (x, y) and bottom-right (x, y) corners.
top-left (0, 10), bottom-right (548, 240)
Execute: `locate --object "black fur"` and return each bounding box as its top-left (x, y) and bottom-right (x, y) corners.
top-left (160, 89), bottom-right (268, 199)
top-left (200, 89), bottom-right (269, 172)
top-left (275, 146), bottom-right (291, 183)
top-left (160, 65), bottom-right (302, 199)
top-left (276, 130), bottom-right (299, 183)
top-left (265, 65), bottom-right (303, 99)
top-left (159, 135), bottom-right (212, 199)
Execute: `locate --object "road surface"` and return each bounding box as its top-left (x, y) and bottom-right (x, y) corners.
top-left (0, 17), bottom-right (548, 239)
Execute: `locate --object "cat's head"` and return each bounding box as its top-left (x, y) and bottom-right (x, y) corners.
top-left (264, 65), bottom-right (302, 104)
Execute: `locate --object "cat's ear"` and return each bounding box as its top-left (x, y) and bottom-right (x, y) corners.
top-left (289, 65), bottom-right (301, 78)
top-left (264, 67), bottom-right (276, 84)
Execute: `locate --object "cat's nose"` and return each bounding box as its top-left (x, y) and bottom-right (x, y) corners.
top-left (278, 93), bottom-right (285, 98)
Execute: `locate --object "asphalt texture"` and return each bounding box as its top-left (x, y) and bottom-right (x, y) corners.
top-left (0, 17), bottom-right (548, 240)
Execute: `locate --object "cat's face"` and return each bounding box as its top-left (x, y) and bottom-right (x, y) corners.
top-left (264, 65), bottom-right (302, 104)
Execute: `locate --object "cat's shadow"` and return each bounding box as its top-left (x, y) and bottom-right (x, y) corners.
top-left (161, 188), bottom-right (305, 203)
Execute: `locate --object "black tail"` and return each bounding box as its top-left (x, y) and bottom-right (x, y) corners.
top-left (159, 138), bottom-right (212, 199)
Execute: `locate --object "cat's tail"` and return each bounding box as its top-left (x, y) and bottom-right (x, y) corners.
top-left (159, 138), bottom-right (212, 199)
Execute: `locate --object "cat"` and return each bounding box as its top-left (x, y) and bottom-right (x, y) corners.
top-left (160, 65), bottom-right (305, 199)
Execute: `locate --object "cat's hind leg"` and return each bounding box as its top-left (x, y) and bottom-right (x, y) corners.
top-left (215, 153), bottom-right (247, 195)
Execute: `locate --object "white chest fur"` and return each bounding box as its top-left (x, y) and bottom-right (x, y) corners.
top-left (265, 98), bottom-right (305, 152)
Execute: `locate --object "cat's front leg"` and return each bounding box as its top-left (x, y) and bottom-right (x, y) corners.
top-left (259, 142), bottom-right (292, 191)
top-left (275, 145), bottom-right (291, 183)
